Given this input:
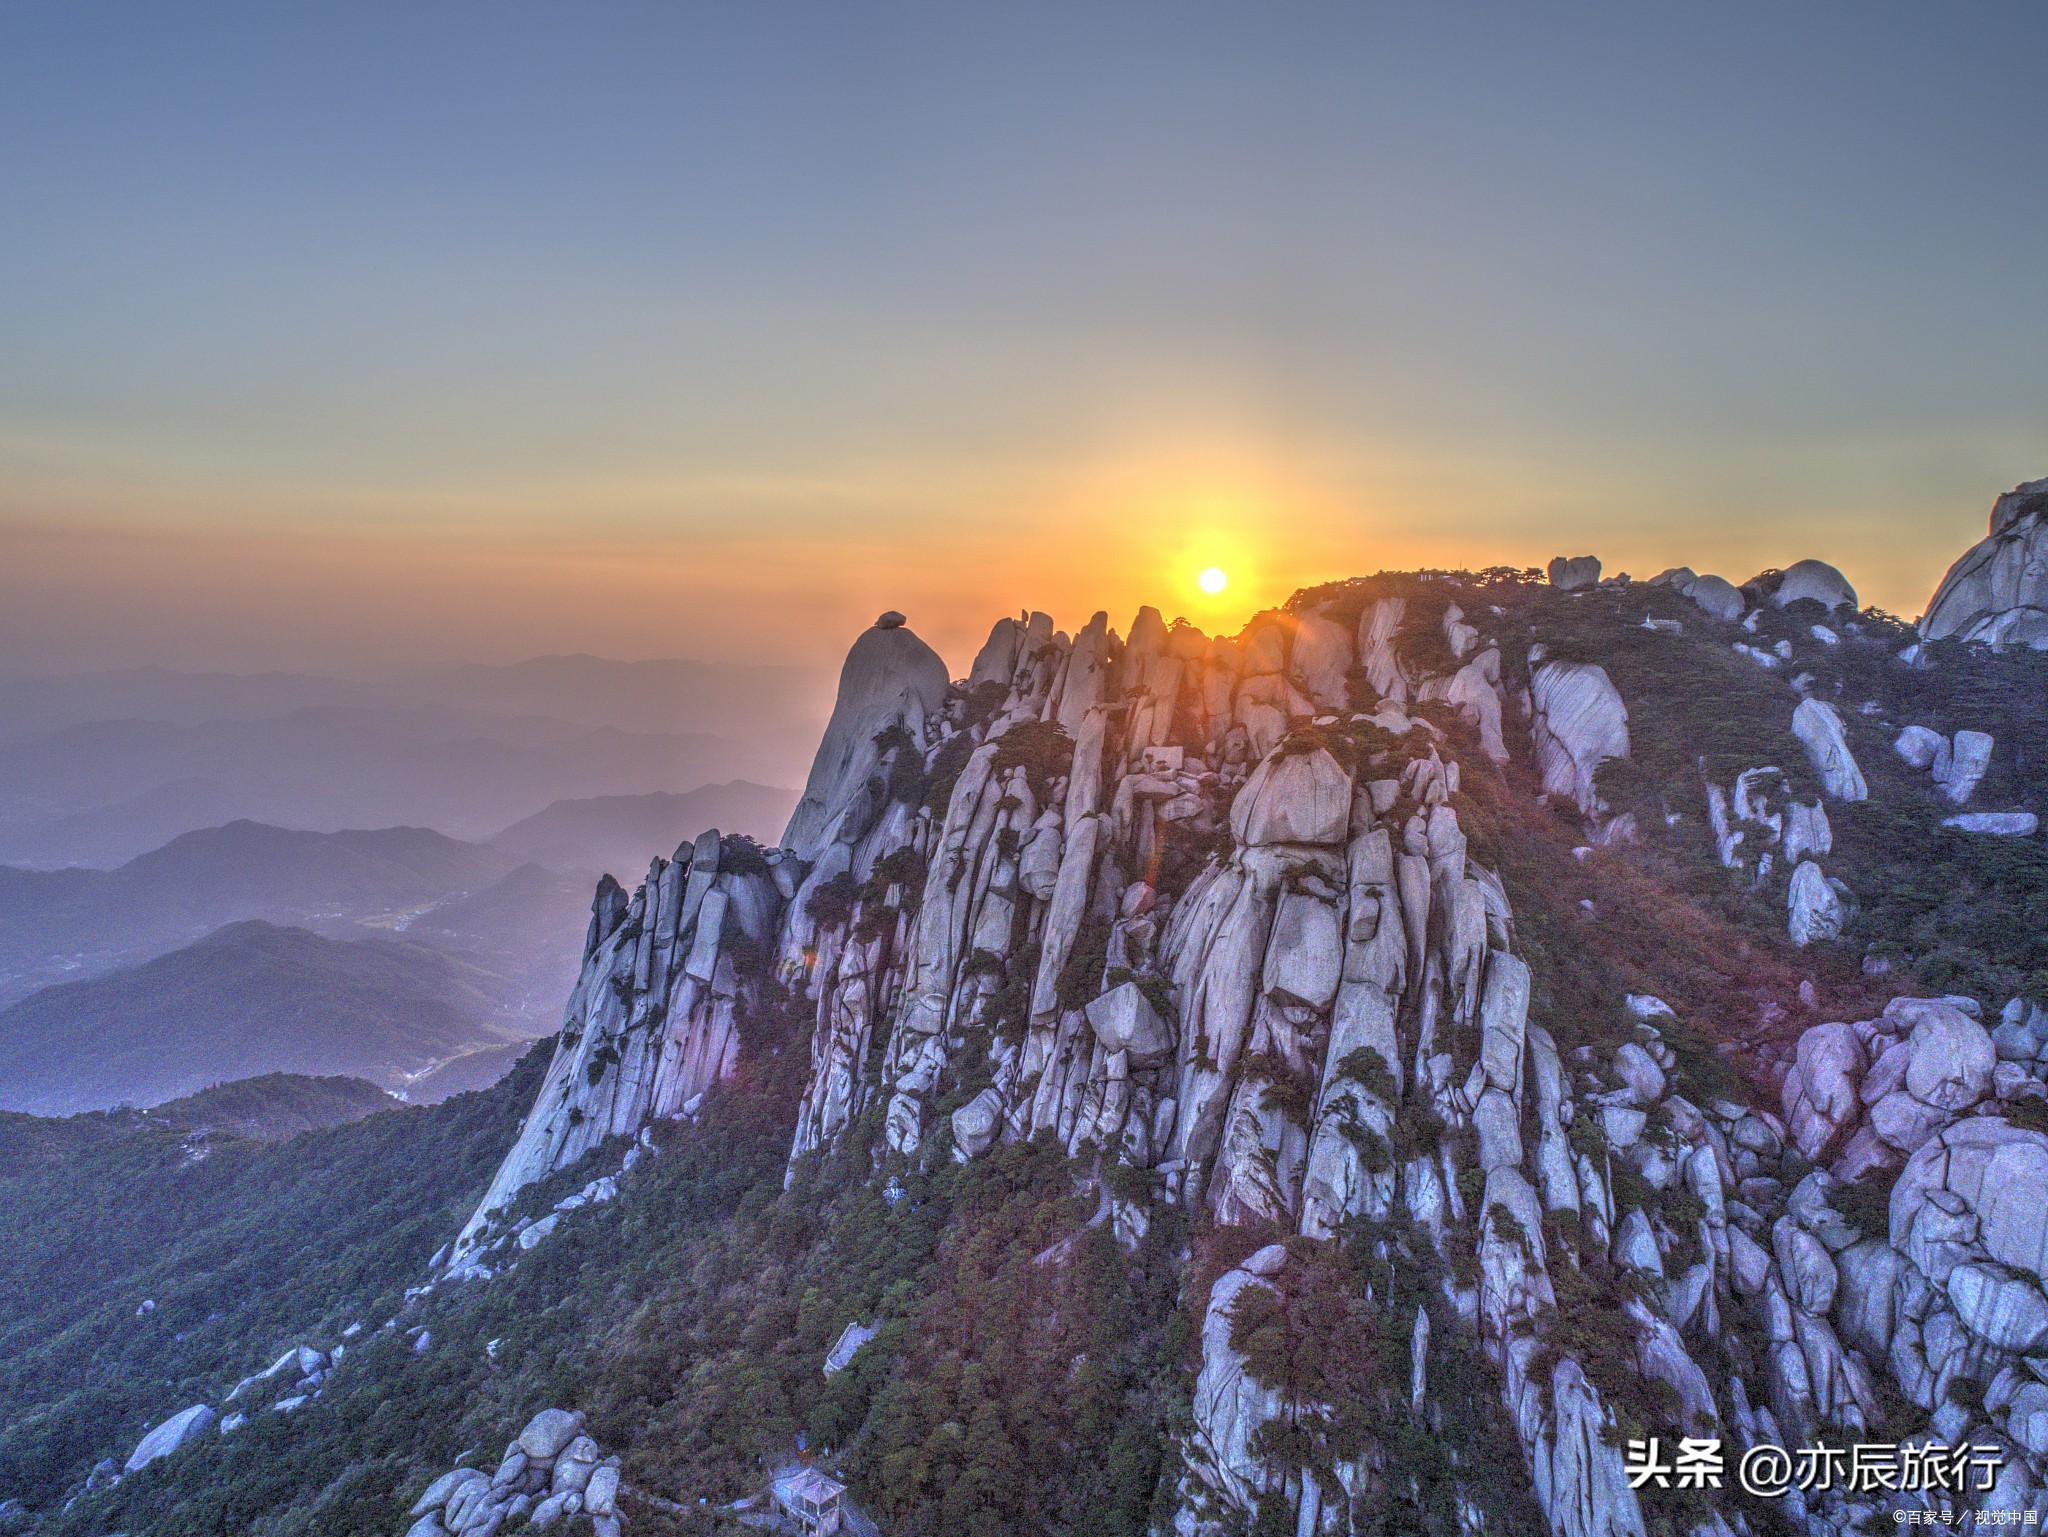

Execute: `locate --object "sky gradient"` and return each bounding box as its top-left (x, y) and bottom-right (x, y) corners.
top-left (4, 2), bottom-right (2045, 677)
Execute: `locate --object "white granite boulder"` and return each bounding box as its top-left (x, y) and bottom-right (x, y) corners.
top-left (1791, 698), bottom-right (1867, 801)
top-left (1945, 812), bottom-right (2038, 836)
top-left (123, 1404), bottom-right (216, 1473)
top-left (1686, 573), bottom-right (1745, 621)
top-left (1229, 746), bottom-right (1351, 846)
top-left (517, 1408), bottom-right (586, 1461)
top-left (1085, 979), bottom-right (1175, 1066)
top-left (1934, 729), bottom-right (1993, 804)
top-left (1769, 559), bottom-right (1857, 611)
top-left (949, 1087), bottom-right (1006, 1159)
top-left (1548, 554), bottom-right (1602, 591)
top-left (1893, 997), bottom-right (1995, 1113)
top-left (1787, 860), bottom-right (1850, 947)
top-left (1894, 725), bottom-right (1944, 769)
top-left (1783, 1021), bottom-right (1865, 1161)
top-left (412, 1468), bottom-right (487, 1517)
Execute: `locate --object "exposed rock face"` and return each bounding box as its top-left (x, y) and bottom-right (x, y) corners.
top-left (1922, 478), bottom-right (2048, 648)
top-left (453, 588), bottom-right (1690, 1536)
top-left (1528, 661), bottom-right (1629, 815)
top-left (447, 569), bottom-right (2048, 1537)
top-left (1229, 747), bottom-right (1350, 845)
top-left (1180, 1247), bottom-right (1290, 1523)
top-left (449, 826), bottom-right (793, 1265)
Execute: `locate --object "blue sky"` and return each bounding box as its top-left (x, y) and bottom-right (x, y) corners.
top-left (2, 2), bottom-right (2044, 671)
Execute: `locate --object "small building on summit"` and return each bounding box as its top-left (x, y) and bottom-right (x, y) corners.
top-left (772, 1468), bottom-right (845, 1534)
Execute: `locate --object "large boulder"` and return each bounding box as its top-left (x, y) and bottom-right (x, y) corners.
top-left (1766, 559), bottom-right (1857, 611)
top-left (1685, 573), bottom-right (1745, 621)
top-left (781, 616), bottom-right (952, 858)
top-left (1894, 725), bottom-right (1944, 769)
top-left (585, 1462), bottom-right (622, 1517)
top-left (1085, 980), bottom-right (1175, 1065)
top-left (1934, 729), bottom-right (1993, 804)
top-left (1782, 1021), bottom-right (1865, 1162)
top-left (1787, 860), bottom-right (1850, 947)
top-left (1791, 698), bottom-right (1867, 801)
top-left (550, 1436), bottom-right (602, 1495)
top-left (1548, 555), bottom-right (1602, 592)
top-left (1945, 811), bottom-right (2039, 836)
top-left (413, 1468), bottom-right (487, 1516)
top-left (1892, 997), bottom-right (1995, 1112)
top-left (1921, 478), bottom-right (2048, 649)
top-left (1261, 891), bottom-right (1343, 1009)
top-left (1783, 800), bottom-right (1831, 863)
top-left (123, 1404), bottom-right (217, 1473)
top-left (517, 1408), bottom-right (586, 1461)
top-left (950, 1087), bottom-right (1006, 1159)
top-left (1229, 746), bottom-right (1351, 846)
top-left (1442, 648), bottom-right (1509, 761)
top-left (1892, 1120), bottom-right (2048, 1284)
top-left (1772, 1216), bottom-right (1839, 1314)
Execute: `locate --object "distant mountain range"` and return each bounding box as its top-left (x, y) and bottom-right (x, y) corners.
top-left (0, 654), bottom-right (815, 1149)
top-left (0, 920), bottom-right (521, 1117)
top-left (0, 705), bottom-right (736, 860)
top-left (0, 820), bottom-right (520, 1005)
top-left (488, 780), bottom-right (800, 882)
top-left (0, 783), bottom-right (799, 1112)
top-left (416, 654), bottom-right (829, 740)
top-left (0, 654), bottom-right (829, 868)
top-left (0, 781), bottom-right (796, 1000)
top-left (0, 654), bottom-right (830, 740)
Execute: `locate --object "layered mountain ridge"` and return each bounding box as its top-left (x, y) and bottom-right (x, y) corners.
top-left (24, 478), bottom-right (2048, 1537)
top-left (0, 920), bottom-right (524, 1116)
top-left (427, 480), bottom-right (2048, 1536)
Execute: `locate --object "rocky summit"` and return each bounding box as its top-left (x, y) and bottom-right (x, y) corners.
top-left (18, 480), bottom-right (2048, 1537)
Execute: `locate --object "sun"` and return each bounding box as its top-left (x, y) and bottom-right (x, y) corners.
top-left (1197, 566), bottom-right (1228, 595)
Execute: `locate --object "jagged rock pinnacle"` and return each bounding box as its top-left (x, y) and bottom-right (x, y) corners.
top-left (780, 615), bottom-right (950, 860)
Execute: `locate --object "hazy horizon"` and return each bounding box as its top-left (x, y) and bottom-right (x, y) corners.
top-left (5, 3), bottom-right (2044, 677)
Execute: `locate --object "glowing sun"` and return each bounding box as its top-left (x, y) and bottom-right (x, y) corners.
top-left (1197, 566), bottom-right (1228, 595)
